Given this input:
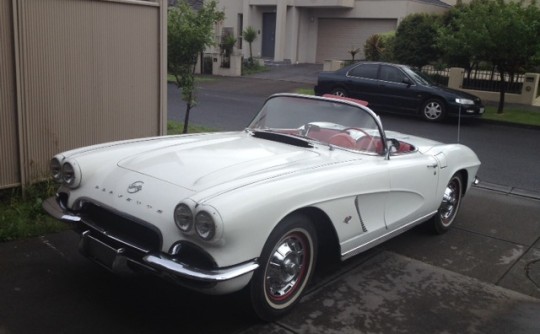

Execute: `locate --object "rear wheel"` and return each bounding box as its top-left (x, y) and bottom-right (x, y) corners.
top-left (422, 98), bottom-right (445, 122)
top-left (429, 173), bottom-right (463, 234)
top-left (250, 214), bottom-right (317, 321)
top-left (331, 87), bottom-right (348, 97)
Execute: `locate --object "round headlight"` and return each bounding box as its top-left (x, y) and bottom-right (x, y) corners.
top-left (174, 203), bottom-right (193, 232)
top-left (195, 211), bottom-right (216, 241)
top-left (50, 158), bottom-right (62, 183)
top-left (62, 162), bottom-right (76, 185)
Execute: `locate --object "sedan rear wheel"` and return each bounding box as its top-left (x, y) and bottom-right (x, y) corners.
top-left (429, 173), bottom-right (463, 234)
top-left (422, 99), bottom-right (445, 122)
top-left (331, 87), bottom-right (348, 97)
top-left (250, 214), bottom-right (317, 321)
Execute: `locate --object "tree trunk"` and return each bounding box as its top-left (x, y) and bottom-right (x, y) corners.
top-left (183, 102), bottom-right (191, 134)
top-left (497, 69), bottom-right (506, 114)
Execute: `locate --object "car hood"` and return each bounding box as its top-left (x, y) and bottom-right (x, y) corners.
top-left (116, 132), bottom-right (334, 191)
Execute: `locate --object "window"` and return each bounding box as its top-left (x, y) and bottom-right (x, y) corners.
top-left (380, 65), bottom-right (405, 83)
top-left (348, 64), bottom-right (379, 79)
top-left (238, 14), bottom-right (243, 50)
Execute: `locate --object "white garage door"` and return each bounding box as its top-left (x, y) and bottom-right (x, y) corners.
top-left (316, 18), bottom-right (397, 63)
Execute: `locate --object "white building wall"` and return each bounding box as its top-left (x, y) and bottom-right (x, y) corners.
top-left (216, 0), bottom-right (450, 64)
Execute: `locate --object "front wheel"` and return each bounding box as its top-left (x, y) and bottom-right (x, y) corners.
top-left (428, 173), bottom-right (463, 234)
top-left (250, 214), bottom-right (317, 321)
top-left (422, 99), bottom-right (446, 122)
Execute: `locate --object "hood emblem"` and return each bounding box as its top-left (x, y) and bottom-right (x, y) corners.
top-left (127, 181), bottom-right (144, 194)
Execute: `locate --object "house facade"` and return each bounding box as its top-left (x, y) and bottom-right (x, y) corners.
top-left (215, 0), bottom-right (451, 64)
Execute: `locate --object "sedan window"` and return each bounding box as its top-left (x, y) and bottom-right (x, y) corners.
top-left (380, 65), bottom-right (406, 83)
top-left (348, 64), bottom-right (379, 79)
top-left (402, 67), bottom-right (434, 86)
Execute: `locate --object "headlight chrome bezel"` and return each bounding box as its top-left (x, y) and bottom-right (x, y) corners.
top-left (174, 201), bottom-right (222, 242)
top-left (50, 158), bottom-right (63, 183)
top-left (195, 211), bottom-right (216, 241)
top-left (174, 203), bottom-right (194, 233)
top-left (62, 162), bottom-right (76, 186)
top-left (50, 156), bottom-right (81, 189)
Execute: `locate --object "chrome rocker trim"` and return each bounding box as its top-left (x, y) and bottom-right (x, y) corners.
top-left (43, 197), bottom-right (259, 283)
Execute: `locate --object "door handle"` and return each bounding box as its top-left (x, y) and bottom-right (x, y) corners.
top-left (427, 163), bottom-right (438, 168)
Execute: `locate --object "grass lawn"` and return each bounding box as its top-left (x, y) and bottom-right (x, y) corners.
top-left (167, 74), bottom-right (216, 84)
top-left (483, 105), bottom-right (540, 127)
top-left (167, 121), bottom-right (216, 134)
top-left (0, 182), bottom-right (67, 242)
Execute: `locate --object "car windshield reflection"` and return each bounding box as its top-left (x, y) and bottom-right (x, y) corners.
top-left (403, 67), bottom-right (435, 87)
top-left (248, 95), bottom-right (386, 154)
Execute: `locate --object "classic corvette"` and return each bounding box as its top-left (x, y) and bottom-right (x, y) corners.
top-left (43, 93), bottom-right (480, 320)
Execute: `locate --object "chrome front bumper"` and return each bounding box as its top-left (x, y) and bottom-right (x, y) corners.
top-left (43, 196), bottom-right (258, 284)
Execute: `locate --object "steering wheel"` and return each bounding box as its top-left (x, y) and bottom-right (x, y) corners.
top-left (341, 127), bottom-right (372, 139)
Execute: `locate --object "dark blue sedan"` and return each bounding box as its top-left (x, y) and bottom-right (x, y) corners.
top-left (315, 62), bottom-right (484, 122)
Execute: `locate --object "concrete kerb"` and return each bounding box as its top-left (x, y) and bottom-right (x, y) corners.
top-left (475, 182), bottom-right (540, 201)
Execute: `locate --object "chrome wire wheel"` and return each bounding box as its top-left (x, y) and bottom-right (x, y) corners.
top-left (440, 177), bottom-right (461, 227)
top-left (429, 173), bottom-right (463, 234)
top-left (265, 230), bottom-right (310, 304)
top-left (422, 99), bottom-right (445, 121)
top-left (250, 215), bottom-right (317, 321)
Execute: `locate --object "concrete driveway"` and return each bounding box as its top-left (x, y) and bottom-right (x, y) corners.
top-left (1, 184), bottom-right (539, 334)
top-left (239, 186), bottom-right (540, 334)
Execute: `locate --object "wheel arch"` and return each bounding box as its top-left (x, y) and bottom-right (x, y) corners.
top-left (456, 169), bottom-right (468, 195)
top-left (287, 207), bottom-right (341, 263)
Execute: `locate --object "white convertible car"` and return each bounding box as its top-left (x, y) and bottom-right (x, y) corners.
top-left (44, 93), bottom-right (480, 320)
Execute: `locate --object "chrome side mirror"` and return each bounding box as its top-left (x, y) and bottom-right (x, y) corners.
top-left (385, 138), bottom-right (400, 160)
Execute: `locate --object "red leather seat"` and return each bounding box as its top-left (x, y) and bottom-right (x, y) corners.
top-left (356, 136), bottom-right (383, 154)
top-left (328, 133), bottom-right (356, 149)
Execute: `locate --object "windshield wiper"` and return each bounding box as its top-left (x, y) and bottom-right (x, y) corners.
top-left (249, 130), bottom-right (313, 148)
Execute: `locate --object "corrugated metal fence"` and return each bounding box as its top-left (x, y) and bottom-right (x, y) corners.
top-left (1, 0), bottom-right (167, 189)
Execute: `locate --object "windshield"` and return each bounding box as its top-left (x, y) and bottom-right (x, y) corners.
top-left (403, 67), bottom-right (435, 86)
top-left (248, 95), bottom-right (386, 154)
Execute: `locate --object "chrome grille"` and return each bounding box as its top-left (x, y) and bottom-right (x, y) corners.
top-left (78, 202), bottom-right (162, 252)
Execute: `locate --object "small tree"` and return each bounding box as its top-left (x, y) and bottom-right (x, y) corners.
top-left (393, 13), bottom-right (441, 68)
top-left (348, 47), bottom-right (360, 62)
top-left (168, 0), bottom-right (224, 133)
top-left (364, 32), bottom-right (395, 62)
top-left (438, 0), bottom-right (540, 113)
top-left (242, 26), bottom-right (257, 65)
top-left (220, 34), bottom-right (237, 68)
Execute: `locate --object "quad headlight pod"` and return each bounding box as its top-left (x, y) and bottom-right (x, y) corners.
top-left (50, 158), bottom-right (62, 183)
top-left (195, 211), bottom-right (216, 241)
top-left (174, 203), bottom-right (194, 232)
top-left (174, 201), bottom-right (222, 242)
top-left (62, 162), bottom-right (76, 185)
top-left (50, 156), bottom-right (81, 188)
